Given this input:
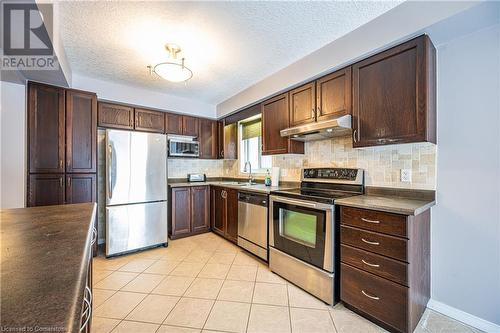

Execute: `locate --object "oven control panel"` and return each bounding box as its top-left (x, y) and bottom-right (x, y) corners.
top-left (303, 168), bottom-right (359, 181)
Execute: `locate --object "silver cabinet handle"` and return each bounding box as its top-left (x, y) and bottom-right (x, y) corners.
top-left (361, 218), bottom-right (380, 224)
top-left (311, 108), bottom-right (315, 119)
top-left (361, 290), bottom-right (380, 300)
top-left (80, 286), bottom-right (92, 331)
top-left (353, 129), bottom-right (357, 143)
top-left (361, 238), bottom-right (380, 246)
top-left (362, 259), bottom-right (380, 268)
top-left (108, 145), bottom-right (113, 199)
top-left (91, 227), bottom-right (97, 246)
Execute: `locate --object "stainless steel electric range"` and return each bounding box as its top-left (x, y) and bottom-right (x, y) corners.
top-left (269, 167), bottom-right (364, 305)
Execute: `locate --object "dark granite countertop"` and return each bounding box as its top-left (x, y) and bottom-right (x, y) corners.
top-left (0, 203), bottom-right (96, 333)
top-left (168, 177), bottom-right (298, 194)
top-left (336, 187), bottom-right (436, 216)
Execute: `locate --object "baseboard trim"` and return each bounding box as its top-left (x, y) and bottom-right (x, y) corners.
top-left (427, 299), bottom-right (500, 333)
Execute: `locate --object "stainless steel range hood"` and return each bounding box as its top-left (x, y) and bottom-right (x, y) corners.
top-left (280, 115), bottom-right (352, 142)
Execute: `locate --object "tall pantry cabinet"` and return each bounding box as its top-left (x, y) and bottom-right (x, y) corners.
top-left (27, 82), bottom-right (97, 209)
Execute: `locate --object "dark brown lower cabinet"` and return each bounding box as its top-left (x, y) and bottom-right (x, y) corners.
top-left (169, 186), bottom-right (210, 239)
top-left (340, 206), bottom-right (430, 333)
top-left (28, 174), bottom-right (97, 207)
top-left (210, 186), bottom-right (238, 243)
top-left (212, 187), bottom-right (225, 234)
top-left (225, 188), bottom-right (238, 243)
top-left (28, 174), bottom-right (65, 207)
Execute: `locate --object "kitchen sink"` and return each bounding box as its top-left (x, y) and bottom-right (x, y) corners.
top-left (219, 181), bottom-right (258, 186)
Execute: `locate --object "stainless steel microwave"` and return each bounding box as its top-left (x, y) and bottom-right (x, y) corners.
top-left (168, 135), bottom-right (199, 157)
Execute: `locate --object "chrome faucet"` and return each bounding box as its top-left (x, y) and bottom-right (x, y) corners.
top-left (244, 161), bottom-right (254, 184)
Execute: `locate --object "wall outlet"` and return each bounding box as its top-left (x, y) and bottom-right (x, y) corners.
top-left (401, 169), bottom-right (412, 183)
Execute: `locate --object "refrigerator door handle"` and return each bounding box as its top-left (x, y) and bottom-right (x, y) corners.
top-left (108, 144), bottom-right (113, 199)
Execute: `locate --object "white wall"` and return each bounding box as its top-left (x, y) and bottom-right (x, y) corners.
top-left (216, 1), bottom-right (478, 116)
top-left (429, 23), bottom-right (500, 329)
top-left (0, 81), bottom-right (26, 208)
top-left (72, 74), bottom-right (216, 118)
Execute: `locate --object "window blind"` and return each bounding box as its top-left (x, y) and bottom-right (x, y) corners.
top-left (241, 118), bottom-right (261, 140)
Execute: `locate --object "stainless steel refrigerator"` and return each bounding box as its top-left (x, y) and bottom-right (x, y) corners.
top-left (105, 129), bottom-right (168, 256)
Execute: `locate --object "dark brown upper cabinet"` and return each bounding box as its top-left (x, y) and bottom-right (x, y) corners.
top-left (216, 120), bottom-right (237, 160)
top-left (352, 35), bottom-right (436, 147)
top-left (199, 118), bottom-right (218, 159)
top-left (289, 82), bottom-right (316, 126)
top-left (165, 113), bottom-right (183, 135)
top-left (66, 90), bottom-right (97, 173)
top-left (134, 108), bottom-right (165, 133)
top-left (166, 113), bottom-right (199, 137)
top-left (223, 122), bottom-right (238, 160)
top-left (28, 83), bottom-right (65, 173)
top-left (316, 67), bottom-right (352, 121)
top-left (262, 93), bottom-right (304, 155)
top-left (66, 174), bottom-right (97, 204)
top-left (182, 116), bottom-right (199, 137)
top-left (28, 174), bottom-right (65, 207)
top-left (97, 102), bottom-right (134, 130)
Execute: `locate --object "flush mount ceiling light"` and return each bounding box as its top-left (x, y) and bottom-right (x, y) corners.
top-left (148, 44), bottom-right (193, 83)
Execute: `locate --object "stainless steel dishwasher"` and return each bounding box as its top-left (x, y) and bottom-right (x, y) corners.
top-left (238, 191), bottom-right (268, 261)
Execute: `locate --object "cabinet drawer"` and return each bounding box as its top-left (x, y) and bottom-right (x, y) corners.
top-left (341, 263), bottom-right (407, 332)
top-left (341, 206), bottom-right (407, 237)
top-left (341, 244), bottom-right (407, 286)
top-left (341, 225), bottom-right (407, 262)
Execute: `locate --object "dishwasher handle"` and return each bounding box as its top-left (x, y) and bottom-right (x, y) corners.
top-left (238, 192), bottom-right (268, 207)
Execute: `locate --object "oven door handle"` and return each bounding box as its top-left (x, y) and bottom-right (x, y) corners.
top-left (270, 194), bottom-right (333, 211)
top-left (271, 196), bottom-right (321, 209)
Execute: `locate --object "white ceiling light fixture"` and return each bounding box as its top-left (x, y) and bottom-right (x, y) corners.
top-left (148, 44), bottom-right (193, 83)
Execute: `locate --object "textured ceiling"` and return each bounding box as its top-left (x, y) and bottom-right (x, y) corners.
top-left (58, 1), bottom-right (402, 105)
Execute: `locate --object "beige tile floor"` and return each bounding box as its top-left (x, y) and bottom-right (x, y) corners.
top-left (92, 232), bottom-right (482, 333)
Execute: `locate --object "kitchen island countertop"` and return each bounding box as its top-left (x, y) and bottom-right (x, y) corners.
top-left (0, 203), bottom-right (96, 333)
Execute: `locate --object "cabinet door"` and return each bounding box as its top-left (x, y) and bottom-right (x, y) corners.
top-left (165, 113), bottom-right (183, 134)
top-left (289, 82), bottom-right (316, 126)
top-left (135, 108), bottom-right (165, 133)
top-left (28, 83), bottom-right (65, 173)
top-left (97, 102), bottom-right (134, 129)
top-left (66, 174), bottom-right (96, 204)
top-left (182, 116), bottom-right (199, 137)
top-left (352, 35), bottom-right (436, 147)
top-left (217, 121), bottom-right (224, 159)
top-left (316, 67), bottom-right (352, 121)
top-left (262, 94), bottom-right (304, 155)
top-left (66, 90), bottom-right (97, 173)
top-left (28, 174), bottom-right (65, 207)
top-left (171, 187), bottom-right (192, 236)
top-left (225, 188), bottom-right (238, 243)
top-left (199, 119), bottom-right (217, 159)
top-left (223, 123), bottom-right (238, 160)
top-left (191, 186), bottom-right (210, 232)
top-left (211, 187), bottom-right (225, 236)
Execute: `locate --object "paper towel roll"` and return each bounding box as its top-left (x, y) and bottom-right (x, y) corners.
top-left (271, 167), bottom-right (280, 187)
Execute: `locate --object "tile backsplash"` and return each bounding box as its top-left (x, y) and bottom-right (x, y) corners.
top-left (222, 136), bottom-right (436, 190)
top-left (168, 158), bottom-right (224, 179)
